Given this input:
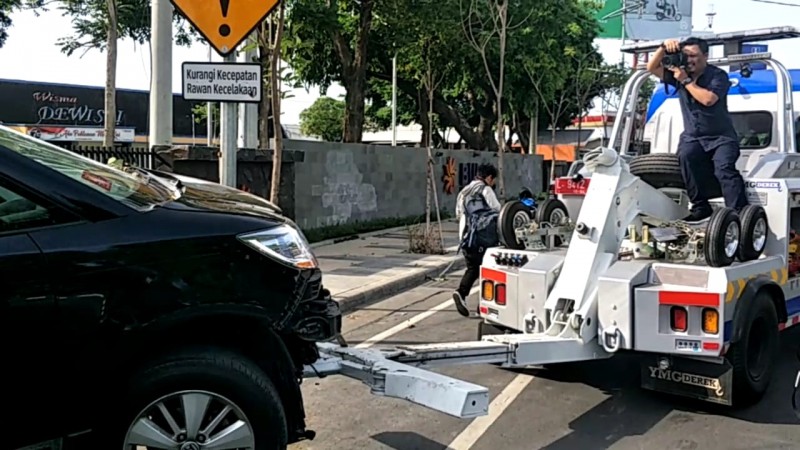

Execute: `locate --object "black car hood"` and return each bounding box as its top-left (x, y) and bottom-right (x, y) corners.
top-left (151, 171), bottom-right (288, 222)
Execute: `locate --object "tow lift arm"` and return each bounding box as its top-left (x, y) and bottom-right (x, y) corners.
top-left (304, 147), bottom-right (691, 418)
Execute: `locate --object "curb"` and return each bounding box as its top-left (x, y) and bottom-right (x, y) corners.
top-left (310, 219), bottom-right (458, 249)
top-left (335, 254), bottom-right (466, 314)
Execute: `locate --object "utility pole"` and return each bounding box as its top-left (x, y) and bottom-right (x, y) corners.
top-left (238, 32), bottom-right (259, 149)
top-left (206, 45), bottom-right (214, 147)
top-left (219, 52), bottom-right (239, 187)
top-left (207, 44), bottom-right (214, 146)
top-left (149, 0), bottom-right (173, 149)
top-left (391, 54), bottom-right (397, 147)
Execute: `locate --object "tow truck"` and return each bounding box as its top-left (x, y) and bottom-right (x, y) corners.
top-left (303, 26), bottom-right (800, 422)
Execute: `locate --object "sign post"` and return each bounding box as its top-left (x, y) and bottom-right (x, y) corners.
top-left (170, 0), bottom-right (279, 187)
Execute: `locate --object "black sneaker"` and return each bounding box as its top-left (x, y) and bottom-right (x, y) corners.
top-left (452, 291), bottom-right (470, 317)
top-left (683, 209), bottom-right (712, 223)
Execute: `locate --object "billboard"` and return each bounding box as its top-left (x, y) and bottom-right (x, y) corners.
top-left (595, 0), bottom-right (624, 39)
top-left (623, 0), bottom-right (694, 41)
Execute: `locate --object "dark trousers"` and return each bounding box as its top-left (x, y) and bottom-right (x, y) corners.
top-left (677, 138), bottom-right (749, 213)
top-left (457, 248), bottom-right (485, 299)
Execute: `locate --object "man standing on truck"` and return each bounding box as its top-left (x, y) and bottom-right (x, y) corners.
top-left (452, 163), bottom-right (501, 317)
top-left (646, 36), bottom-right (749, 222)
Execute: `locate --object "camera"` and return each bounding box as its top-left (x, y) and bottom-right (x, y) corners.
top-left (661, 50), bottom-right (688, 68)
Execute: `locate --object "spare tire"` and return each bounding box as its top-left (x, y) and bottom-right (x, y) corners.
top-left (628, 153), bottom-right (685, 189)
top-left (498, 200), bottom-right (532, 250)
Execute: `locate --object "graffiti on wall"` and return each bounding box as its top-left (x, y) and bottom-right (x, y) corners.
top-left (442, 157), bottom-right (457, 194)
top-left (320, 151), bottom-right (378, 224)
top-left (441, 158), bottom-right (494, 194)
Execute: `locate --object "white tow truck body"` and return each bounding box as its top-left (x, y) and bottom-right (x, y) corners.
top-left (304, 26), bottom-right (800, 421)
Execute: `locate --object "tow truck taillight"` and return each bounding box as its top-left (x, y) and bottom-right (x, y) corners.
top-left (482, 280), bottom-right (494, 301)
top-left (495, 284), bottom-right (506, 305)
top-left (702, 308), bottom-right (719, 334)
top-left (671, 307), bottom-right (688, 332)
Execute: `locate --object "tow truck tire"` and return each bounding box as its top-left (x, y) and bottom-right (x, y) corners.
top-left (109, 347), bottom-right (289, 450)
top-left (737, 204), bottom-right (769, 262)
top-left (703, 207), bottom-right (741, 267)
top-left (535, 198), bottom-right (569, 247)
top-left (629, 153), bottom-right (724, 199)
top-left (498, 200), bottom-right (532, 250)
top-left (726, 290), bottom-right (780, 407)
top-left (628, 153), bottom-right (685, 190)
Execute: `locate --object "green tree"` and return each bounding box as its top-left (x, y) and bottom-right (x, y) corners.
top-left (299, 96), bottom-right (346, 141)
top-left (284, 0), bottom-right (608, 151)
top-left (284, 0), bottom-right (375, 143)
top-left (0, 0), bottom-right (46, 48)
top-left (54, 0), bottom-right (194, 56)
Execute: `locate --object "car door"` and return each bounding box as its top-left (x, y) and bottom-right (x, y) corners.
top-left (0, 181), bottom-right (62, 449)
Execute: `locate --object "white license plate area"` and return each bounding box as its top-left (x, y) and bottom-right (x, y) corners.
top-left (675, 339), bottom-right (702, 352)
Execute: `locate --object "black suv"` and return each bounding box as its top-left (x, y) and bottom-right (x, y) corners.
top-left (0, 125), bottom-right (341, 449)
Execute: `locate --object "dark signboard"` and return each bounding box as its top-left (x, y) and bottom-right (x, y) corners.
top-left (0, 79), bottom-right (206, 137)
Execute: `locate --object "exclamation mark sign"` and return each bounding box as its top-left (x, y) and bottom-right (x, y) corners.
top-left (219, 0), bottom-right (230, 37)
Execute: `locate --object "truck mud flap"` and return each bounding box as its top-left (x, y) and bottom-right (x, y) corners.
top-left (640, 354), bottom-right (733, 406)
top-left (303, 342), bottom-right (491, 419)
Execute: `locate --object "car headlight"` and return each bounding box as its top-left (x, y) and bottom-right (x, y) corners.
top-left (238, 224), bottom-right (318, 269)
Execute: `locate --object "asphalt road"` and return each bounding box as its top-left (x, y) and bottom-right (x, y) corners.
top-left (293, 277), bottom-right (800, 450)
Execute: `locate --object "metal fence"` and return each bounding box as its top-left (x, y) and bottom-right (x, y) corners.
top-left (67, 145), bottom-right (172, 170)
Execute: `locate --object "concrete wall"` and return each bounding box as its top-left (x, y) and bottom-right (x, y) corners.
top-left (170, 140), bottom-right (544, 230)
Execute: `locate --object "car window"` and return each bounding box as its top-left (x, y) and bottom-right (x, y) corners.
top-left (0, 126), bottom-right (175, 210)
top-left (0, 185), bottom-right (56, 233)
top-left (731, 111), bottom-right (772, 149)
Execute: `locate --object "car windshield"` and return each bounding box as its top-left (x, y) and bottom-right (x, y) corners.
top-left (0, 126), bottom-right (177, 210)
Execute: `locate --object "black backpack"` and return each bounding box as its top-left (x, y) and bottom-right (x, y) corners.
top-left (459, 182), bottom-right (499, 253)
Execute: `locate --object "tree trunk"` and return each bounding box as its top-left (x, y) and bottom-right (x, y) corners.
top-left (257, 20), bottom-right (272, 148)
top-left (269, 4), bottom-right (285, 205)
top-left (103, 0), bottom-right (118, 148)
top-left (429, 83), bottom-right (444, 251)
top-left (330, 0), bottom-right (373, 143)
top-left (550, 126), bottom-right (558, 183)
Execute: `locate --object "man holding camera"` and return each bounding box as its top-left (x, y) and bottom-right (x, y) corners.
top-left (646, 37), bottom-right (749, 222)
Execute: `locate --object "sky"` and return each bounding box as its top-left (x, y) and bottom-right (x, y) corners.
top-left (0, 0), bottom-right (797, 126)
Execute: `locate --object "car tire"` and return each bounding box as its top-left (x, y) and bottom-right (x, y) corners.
top-left (107, 347), bottom-right (289, 450)
top-left (703, 207), bottom-right (741, 267)
top-left (737, 204), bottom-right (769, 261)
top-left (535, 198), bottom-right (569, 247)
top-left (498, 200), bottom-right (532, 250)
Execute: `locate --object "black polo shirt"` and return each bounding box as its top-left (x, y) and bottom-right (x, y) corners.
top-left (665, 64), bottom-right (739, 150)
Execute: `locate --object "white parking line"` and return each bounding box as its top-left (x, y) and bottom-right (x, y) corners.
top-left (446, 373), bottom-right (534, 450)
top-left (354, 285), bottom-right (480, 349)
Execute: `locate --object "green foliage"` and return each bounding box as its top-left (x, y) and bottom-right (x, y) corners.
top-left (299, 96), bottom-right (346, 141)
top-left (283, 0), bottom-right (615, 149)
top-left (52, 0), bottom-right (195, 57)
top-left (0, 0), bottom-right (44, 48)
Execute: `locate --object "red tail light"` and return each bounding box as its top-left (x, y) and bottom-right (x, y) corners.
top-left (495, 283), bottom-right (506, 305)
top-left (671, 306), bottom-right (687, 332)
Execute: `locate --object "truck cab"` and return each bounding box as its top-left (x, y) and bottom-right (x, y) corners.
top-left (642, 68), bottom-right (800, 170)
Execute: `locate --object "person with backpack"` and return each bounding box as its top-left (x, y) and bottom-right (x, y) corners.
top-left (452, 163), bottom-right (501, 317)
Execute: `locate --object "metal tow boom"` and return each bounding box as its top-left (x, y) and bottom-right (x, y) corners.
top-left (304, 341), bottom-right (510, 419)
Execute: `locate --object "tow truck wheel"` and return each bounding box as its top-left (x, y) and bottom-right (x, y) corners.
top-left (703, 207), bottom-right (741, 267)
top-left (498, 200), bottom-right (533, 250)
top-left (726, 290), bottom-right (779, 407)
top-left (629, 153), bottom-right (723, 198)
top-left (737, 204), bottom-right (769, 261)
top-left (110, 347), bottom-right (288, 450)
top-left (536, 198), bottom-right (569, 247)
